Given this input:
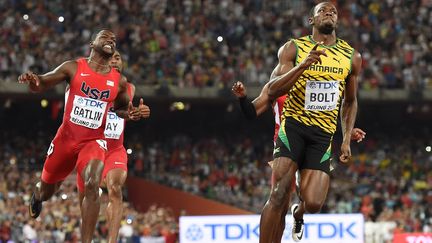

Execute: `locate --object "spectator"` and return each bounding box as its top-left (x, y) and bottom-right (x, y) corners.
top-left (1, 1), bottom-right (431, 90)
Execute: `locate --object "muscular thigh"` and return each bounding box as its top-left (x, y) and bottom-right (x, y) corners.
top-left (273, 117), bottom-right (306, 166)
top-left (103, 146), bottom-right (128, 180)
top-left (299, 127), bottom-right (332, 204)
top-left (75, 139), bottom-right (107, 192)
top-left (270, 157), bottom-right (298, 203)
top-left (41, 134), bottom-right (78, 184)
top-left (76, 139), bottom-right (107, 175)
top-left (300, 169), bottom-right (330, 203)
top-left (302, 126), bottom-right (333, 174)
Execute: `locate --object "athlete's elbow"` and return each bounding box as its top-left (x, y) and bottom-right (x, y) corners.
top-left (267, 86), bottom-right (278, 101)
top-left (267, 92), bottom-right (276, 101)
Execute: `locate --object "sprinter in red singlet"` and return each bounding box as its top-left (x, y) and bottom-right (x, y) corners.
top-left (18, 30), bottom-right (140, 243)
top-left (78, 50), bottom-right (150, 243)
top-left (232, 81), bottom-right (365, 242)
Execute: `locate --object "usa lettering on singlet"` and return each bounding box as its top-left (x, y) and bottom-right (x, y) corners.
top-left (282, 36), bottom-right (355, 134)
top-left (104, 111), bottom-right (124, 139)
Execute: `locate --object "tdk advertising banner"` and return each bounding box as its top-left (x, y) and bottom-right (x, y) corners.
top-left (180, 214), bottom-right (364, 243)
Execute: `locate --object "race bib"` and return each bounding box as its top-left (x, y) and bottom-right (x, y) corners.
top-left (104, 112), bottom-right (124, 139)
top-left (70, 95), bottom-right (107, 129)
top-left (304, 80), bottom-right (340, 111)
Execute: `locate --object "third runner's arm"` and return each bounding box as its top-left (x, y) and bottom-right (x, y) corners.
top-left (340, 50), bottom-right (362, 163)
top-left (113, 75), bottom-right (134, 119)
top-left (115, 81), bottom-right (150, 120)
top-left (252, 83), bottom-right (272, 116)
top-left (232, 81), bottom-right (271, 119)
top-left (351, 128), bottom-right (366, 143)
top-left (267, 41), bottom-right (327, 99)
top-left (127, 83), bottom-right (150, 120)
top-left (232, 81), bottom-right (256, 119)
top-left (18, 61), bottom-right (77, 92)
top-left (120, 83), bottom-right (136, 121)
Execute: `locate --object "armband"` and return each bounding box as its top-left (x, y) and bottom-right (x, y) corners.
top-left (239, 96), bottom-right (257, 119)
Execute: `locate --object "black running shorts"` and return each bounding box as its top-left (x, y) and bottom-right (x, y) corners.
top-left (273, 117), bottom-right (333, 174)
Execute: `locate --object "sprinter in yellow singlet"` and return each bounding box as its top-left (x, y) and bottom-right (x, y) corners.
top-left (258, 2), bottom-right (362, 242)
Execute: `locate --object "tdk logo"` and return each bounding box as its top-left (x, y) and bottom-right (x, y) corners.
top-left (107, 112), bottom-right (122, 120)
top-left (308, 81), bottom-right (338, 89)
top-left (181, 215), bottom-right (364, 243)
top-left (81, 97), bottom-right (105, 108)
top-left (303, 222), bottom-right (357, 239)
top-left (185, 224), bottom-right (204, 241)
top-left (188, 221), bottom-right (358, 241)
top-left (204, 223), bottom-right (260, 240)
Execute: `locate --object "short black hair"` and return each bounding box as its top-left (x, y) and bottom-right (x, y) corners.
top-left (90, 32), bottom-right (98, 42)
top-left (309, 5), bottom-right (316, 17)
top-left (310, 1), bottom-right (331, 17)
top-left (90, 29), bottom-right (111, 41)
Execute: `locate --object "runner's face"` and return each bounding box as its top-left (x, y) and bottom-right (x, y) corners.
top-left (92, 30), bottom-right (116, 57)
top-left (109, 51), bottom-right (123, 71)
top-left (311, 2), bottom-right (338, 35)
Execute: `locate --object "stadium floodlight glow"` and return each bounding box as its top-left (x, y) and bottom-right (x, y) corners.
top-left (23, 14), bottom-right (29, 20)
top-left (126, 219), bottom-right (132, 224)
top-left (61, 194), bottom-right (68, 200)
top-left (175, 102), bottom-right (185, 110)
top-left (170, 101), bottom-right (189, 111)
top-left (217, 36), bottom-right (223, 42)
top-left (41, 99), bottom-right (48, 108)
top-left (426, 146), bottom-right (431, 152)
top-left (127, 148), bottom-right (133, 154)
top-left (58, 16), bottom-right (64, 22)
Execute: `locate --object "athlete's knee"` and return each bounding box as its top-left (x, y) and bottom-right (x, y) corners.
top-left (268, 160), bottom-right (296, 209)
top-left (268, 181), bottom-right (290, 209)
top-left (107, 182), bottom-right (123, 202)
top-left (304, 200), bottom-right (324, 214)
top-left (84, 174), bottom-right (100, 189)
top-left (84, 176), bottom-right (101, 200)
top-left (83, 161), bottom-right (103, 188)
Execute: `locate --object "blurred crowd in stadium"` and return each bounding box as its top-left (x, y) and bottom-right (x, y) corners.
top-left (0, 127), bottom-right (431, 241)
top-left (128, 133), bottom-right (432, 233)
top-left (1, 0), bottom-right (432, 242)
top-left (0, 132), bottom-right (178, 242)
top-left (1, 0), bottom-right (431, 90)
